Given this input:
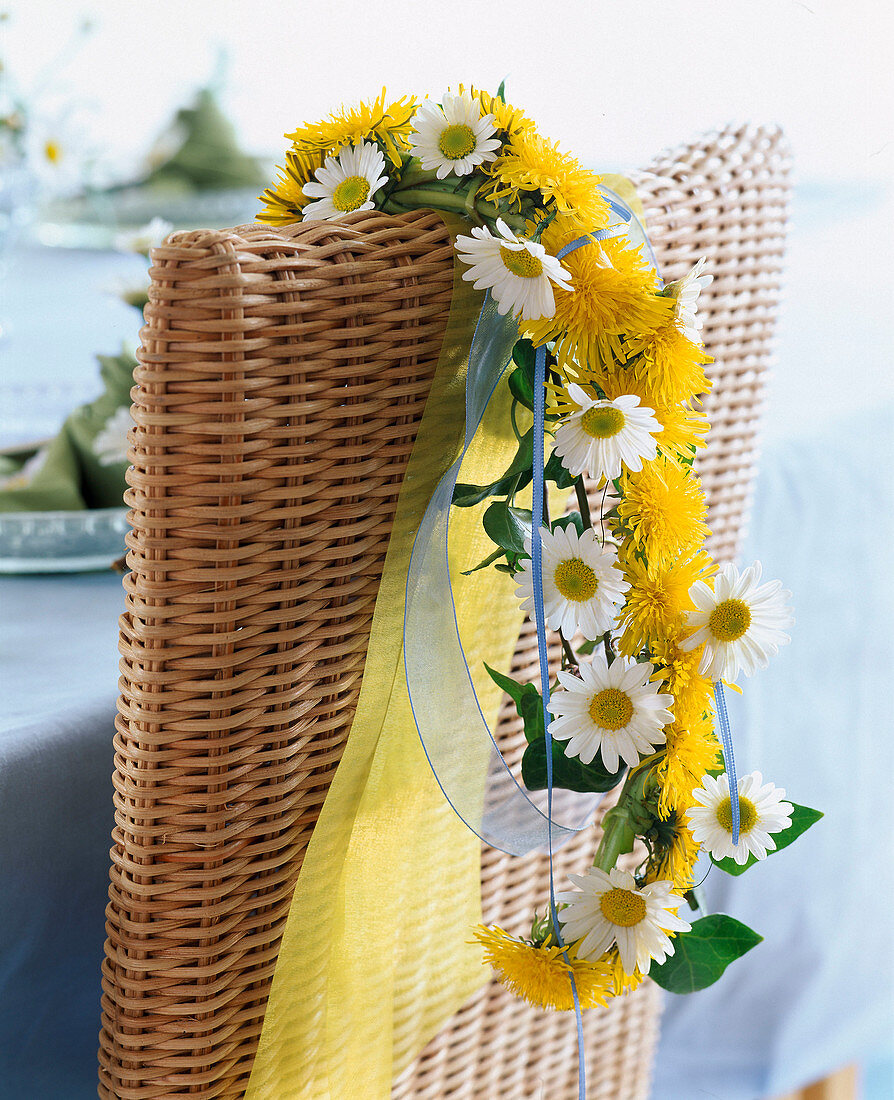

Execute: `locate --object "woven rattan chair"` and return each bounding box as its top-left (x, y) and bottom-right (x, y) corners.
top-left (98, 123), bottom-right (791, 1100)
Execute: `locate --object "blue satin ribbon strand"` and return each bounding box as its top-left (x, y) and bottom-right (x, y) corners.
top-left (404, 186), bottom-right (663, 1100)
top-left (403, 187), bottom-right (660, 856)
top-left (713, 682), bottom-right (740, 844)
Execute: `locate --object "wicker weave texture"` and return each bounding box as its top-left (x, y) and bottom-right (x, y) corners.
top-left (99, 124), bottom-right (790, 1100)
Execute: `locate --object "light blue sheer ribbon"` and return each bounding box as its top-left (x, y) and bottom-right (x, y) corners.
top-left (712, 682), bottom-right (740, 843)
top-left (403, 189), bottom-right (657, 858)
top-left (403, 189), bottom-right (662, 1099)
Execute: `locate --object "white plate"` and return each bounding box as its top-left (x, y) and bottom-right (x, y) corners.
top-left (0, 507), bottom-right (129, 573)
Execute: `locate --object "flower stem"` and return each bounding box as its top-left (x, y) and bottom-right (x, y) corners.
top-left (592, 764), bottom-right (652, 873)
top-left (575, 475), bottom-right (592, 532)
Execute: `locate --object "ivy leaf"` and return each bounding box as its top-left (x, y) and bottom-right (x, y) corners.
top-left (544, 449), bottom-right (575, 488)
top-left (452, 428), bottom-right (534, 507)
top-left (508, 366), bottom-right (535, 410)
top-left (512, 337), bottom-right (536, 372)
top-left (648, 914), bottom-right (763, 994)
top-left (712, 803), bottom-right (823, 876)
top-left (484, 664), bottom-right (545, 745)
top-left (521, 736), bottom-right (626, 793)
top-left (482, 501), bottom-right (533, 556)
top-left (551, 512), bottom-right (584, 537)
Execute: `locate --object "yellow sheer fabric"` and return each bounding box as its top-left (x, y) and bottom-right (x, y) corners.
top-left (244, 228), bottom-right (525, 1099)
top-left (245, 183), bottom-right (645, 1098)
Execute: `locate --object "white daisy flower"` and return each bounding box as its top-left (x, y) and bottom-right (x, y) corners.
top-left (302, 141), bottom-right (389, 221)
top-left (408, 91), bottom-right (501, 179)
top-left (455, 218), bottom-right (573, 322)
top-left (680, 560), bottom-right (794, 682)
top-left (687, 770), bottom-right (793, 865)
top-left (93, 406), bottom-right (133, 466)
top-left (549, 650), bottom-right (673, 772)
top-left (556, 867), bottom-right (691, 975)
top-left (664, 256), bottom-right (713, 344)
top-left (553, 383), bottom-right (661, 482)
top-left (515, 524), bottom-right (628, 641)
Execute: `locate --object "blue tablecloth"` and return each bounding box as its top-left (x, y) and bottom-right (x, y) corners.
top-left (1, 411), bottom-right (891, 1099)
top-left (0, 573), bottom-right (122, 1099)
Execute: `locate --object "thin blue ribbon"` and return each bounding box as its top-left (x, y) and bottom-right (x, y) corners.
top-left (404, 188), bottom-right (661, 1099)
top-left (712, 681), bottom-right (740, 844)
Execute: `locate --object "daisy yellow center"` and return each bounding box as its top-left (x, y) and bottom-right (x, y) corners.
top-left (708, 598), bottom-right (752, 642)
top-left (588, 688), bottom-right (634, 731)
top-left (599, 887), bottom-right (646, 927)
top-left (331, 175), bottom-right (371, 212)
top-left (581, 405), bottom-right (625, 439)
top-left (438, 123), bottom-right (477, 160)
top-left (553, 557), bottom-right (599, 602)
top-left (716, 794), bottom-right (758, 834)
top-left (500, 246), bottom-right (544, 278)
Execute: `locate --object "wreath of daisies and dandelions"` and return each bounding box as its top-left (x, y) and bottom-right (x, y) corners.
top-left (259, 87), bottom-right (821, 1010)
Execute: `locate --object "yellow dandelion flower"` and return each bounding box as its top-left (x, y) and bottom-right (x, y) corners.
top-left (604, 950), bottom-right (646, 996)
top-left (483, 132), bottom-right (610, 230)
top-left (616, 458), bottom-right (710, 571)
top-left (617, 550), bottom-right (715, 657)
top-left (657, 711), bottom-right (721, 817)
top-left (455, 84), bottom-right (534, 137)
top-left (626, 321), bottom-right (713, 406)
top-left (650, 400), bottom-right (709, 462)
top-left (257, 148), bottom-right (326, 225)
top-left (525, 224), bottom-right (673, 369)
top-left (645, 810), bottom-right (701, 890)
top-left (473, 925), bottom-right (614, 1011)
top-left (651, 638), bottom-right (714, 729)
top-left (285, 87), bottom-right (417, 167)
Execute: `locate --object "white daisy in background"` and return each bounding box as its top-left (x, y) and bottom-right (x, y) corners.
top-left (553, 384), bottom-right (661, 481)
top-left (455, 218), bottom-right (573, 321)
top-left (664, 256), bottom-right (713, 344)
top-left (301, 141), bottom-right (389, 221)
top-left (549, 650), bottom-right (674, 771)
top-left (408, 91), bottom-right (501, 179)
top-left (93, 406), bottom-right (133, 466)
top-left (687, 771), bottom-right (793, 864)
top-left (557, 867), bottom-right (690, 975)
top-left (515, 524), bottom-right (627, 641)
top-left (680, 560), bottom-right (794, 682)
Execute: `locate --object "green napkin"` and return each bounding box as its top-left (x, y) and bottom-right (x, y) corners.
top-left (0, 347), bottom-right (137, 513)
top-left (144, 87), bottom-right (266, 192)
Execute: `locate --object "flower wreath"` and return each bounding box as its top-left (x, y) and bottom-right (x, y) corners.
top-left (259, 87), bottom-right (821, 1020)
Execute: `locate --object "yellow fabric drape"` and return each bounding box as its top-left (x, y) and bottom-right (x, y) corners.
top-left (244, 227), bottom-right (525, 1099)
top-left (244, 184), bottom-right (645, 1098)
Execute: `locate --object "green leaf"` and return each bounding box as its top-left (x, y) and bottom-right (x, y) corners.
top-left (521, 736), bottom-right (626, 794)
top-left (648, 914), bottom-right (763, 994)
top-left (576, 639), bottom-right (598, 656)
top-left (508, 366), bottom-right (535, 410)
top-left (484, 662), bottom-right (527, 707)
top-left (484, 664), bottom-right (545, 745)
top-left (511, 337), bottom-right (535, 372)
top-left (551, 512), bottom-right (584, 537)
top-left (496, 78), bottom-right (507, 101)
top-left (544, 449), bottom-right (575, 488)
top-left (482, 501), bottom-right (532, 556)
top-left (452, 428), bottom-right (534, 507)
top-left (712, 803), bottom-right (823, 876)
top-left (460, 548), bottom-right (506, 576)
